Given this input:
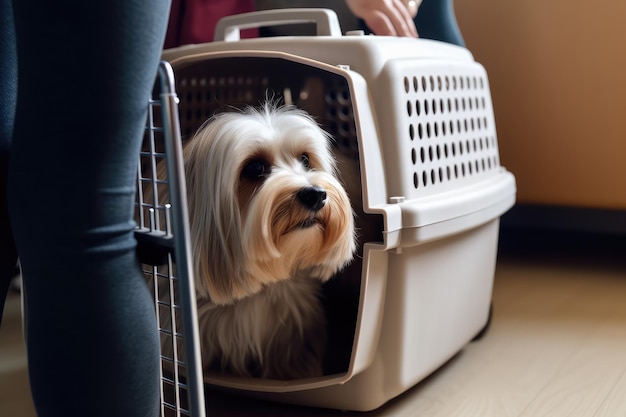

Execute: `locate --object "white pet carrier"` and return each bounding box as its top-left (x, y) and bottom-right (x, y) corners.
top-left (141, 8), bottom-right (516, 413)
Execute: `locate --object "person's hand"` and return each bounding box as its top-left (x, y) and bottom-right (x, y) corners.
top-left (345, 0), bottom-right (420, 38)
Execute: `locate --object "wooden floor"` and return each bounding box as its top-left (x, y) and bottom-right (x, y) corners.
top-left (1, 229), bottom-right (625, 416)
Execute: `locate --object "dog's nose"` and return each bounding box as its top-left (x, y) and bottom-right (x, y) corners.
top-left (297, 186), bottom-right (327, 211)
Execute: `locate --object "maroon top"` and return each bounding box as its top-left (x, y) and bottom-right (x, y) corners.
top-left (165, 0), bottom-right (257, 48)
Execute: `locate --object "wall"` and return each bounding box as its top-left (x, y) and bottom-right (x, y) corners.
top-left (454, 0), bottom-right (626, 209)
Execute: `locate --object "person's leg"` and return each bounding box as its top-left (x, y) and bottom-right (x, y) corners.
top-left (8, 1), bottom-right (170, 416)
top-left (414, 0), bottom-right (465, 46)
top-left (0, 0), bottom-right (19, 324)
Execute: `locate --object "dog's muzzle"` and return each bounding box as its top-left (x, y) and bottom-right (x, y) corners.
top-left (297, 186), bottom-right (327, 212)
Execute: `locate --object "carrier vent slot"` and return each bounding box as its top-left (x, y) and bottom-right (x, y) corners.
top-left (401, 70), bottom-right (500, 196)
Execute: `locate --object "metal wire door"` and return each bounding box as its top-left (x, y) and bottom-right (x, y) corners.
top-left (135, 61), bottom-right (206, 417)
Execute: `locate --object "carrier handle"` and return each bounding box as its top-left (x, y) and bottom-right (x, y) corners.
top-left (214, 8), bottom-right (343, 41)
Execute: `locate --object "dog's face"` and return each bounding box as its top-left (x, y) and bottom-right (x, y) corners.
top-left (183, 105), bottom-right (356, 304)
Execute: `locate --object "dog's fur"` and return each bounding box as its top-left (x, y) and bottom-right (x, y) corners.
top-left (155, 103), bottom-right (356, 379)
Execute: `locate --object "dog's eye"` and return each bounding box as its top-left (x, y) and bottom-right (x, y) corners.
top-left (300, 153), bottom-right (310, 169)
top-left (242, 159), bottom-right (270, 179)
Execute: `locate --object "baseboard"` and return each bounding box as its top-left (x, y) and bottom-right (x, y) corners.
top-left (501, 204), bottom-right (626, 235)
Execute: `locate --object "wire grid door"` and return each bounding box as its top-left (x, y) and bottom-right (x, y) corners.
top-left (135, 61), bottom-right (206, 417)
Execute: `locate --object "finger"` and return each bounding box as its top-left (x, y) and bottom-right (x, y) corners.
top-left (403, 0), bottom-right (422, 18)
top-left (364, 11), bottom-right (398, 37)
top-left (388, 0), bottom-right (418, 37)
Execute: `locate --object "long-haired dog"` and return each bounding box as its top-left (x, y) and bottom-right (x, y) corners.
top-left (157, 103), bottom-right (356, 380)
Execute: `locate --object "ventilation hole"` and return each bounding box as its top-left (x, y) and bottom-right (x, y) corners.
top-left (409, 124), bottom-right (415, 140)
top-left (475, 97), bottom-right (480, 109)
top-left (448, 98), bottom-right (452, 113)
top-left (446, 166), bottom-right (451, 180)
top-left (459, 141), bottom-right (463, 155)
top-left (487, 158), bottom-right (492, 169)
top-left (439, 167), bottom-right (444, 182)
top-left (424, 100), bottom-right (429, 115)
top-left (454, 164), bottom-right (459, 178)
top-left (437, 76), bottom-right (442, 91)
top-left (455, 98), bottom-right (459, 112)
top-left (462, 164), bottom-right (466, 176)
top-left (436, 145), bottom-right (441, 160)
top-left (414, 172), bottom-right (419, 188)
top-left (462, 98), bottom-right (466, 111)
top-left (432, 99), bottom-right (437, 114)
top-left (421, 76), bottom-right (427, 91)
top-left (482, 97), bottom-right (486, 108)
top-left (476, 160), bottom-right (480, 172)
top-left (451, 142), bottom-right (456, 156)
top-left (426, 123), bottom-right (431, 138)
top-left (444, 143), bottom-right (449, 157)
top-left (482, 158), bottom-right (486, 171)
top-left (457, 120), bottom-right (462, 133)
top-left (467, 76), bottom-right (471, 89)
top-left (460, 77), bottom-right (464, 90)
top-left (440, 99), bottom-right (445, 114)
top-left (442, 122), bottom-right (447, 136)
top-left (468, 97), bottom-right (473, 111)
top-left (416, 100), bottom-right (421, 115)
top-left (468, 162), bottom-right (473, 175)
top-left (449, 120), bottom-right (454, 134)
top-left (434, 123), bottom-right (439, 137)
top-left (477, 118), bottom-right (482, 130)
top-left (445, 76), bottom-right (450, 90)
top-left (404, 77), bottom-right (410, 93)
top-left (411, 148), bottom-right (417, 164)
top-left (466, 139), bottom-right (471, 153)
top-left (431, 169), bottom-right (436, 184)
top-left (418, 124), bottom-right (423, 139)
top-left (484, 116), bottom-right (488, 129)
top-left (453, 76), bottom-right (457, 90)
top-left (430, 76), bottom-right (435, 91)
top-left (407, 100), bottom-right (412, 116)
top-left (428, 146), bottom-right (434, 161)
top-left (420, 147), bottom-right (426, 163)
top-left (423, 171), bottom-right (428, 186)
top-left (413, 76), bottom-right (419, 92)
top-left (471, 118), bottom-right (475, 131)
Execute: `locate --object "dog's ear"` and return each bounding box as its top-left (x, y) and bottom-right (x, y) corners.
top-left (183, 121), bottom-right (264, 304)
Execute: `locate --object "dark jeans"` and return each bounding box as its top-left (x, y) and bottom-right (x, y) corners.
top-left (0, 1), bottom-right (170, 415)
top-left (414, 0), bottom-right (465, 46)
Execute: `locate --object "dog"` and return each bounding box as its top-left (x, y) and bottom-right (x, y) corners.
top-left (156, 103), bottom-right (356, 380)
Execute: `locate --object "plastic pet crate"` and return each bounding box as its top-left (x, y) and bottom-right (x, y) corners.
top-left (151, 8), bottom-right (516, 412)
